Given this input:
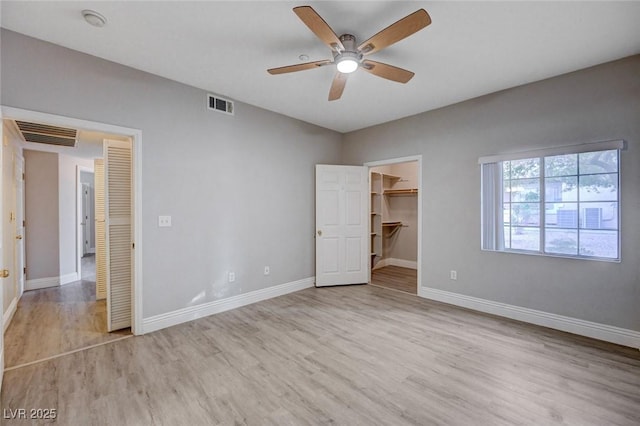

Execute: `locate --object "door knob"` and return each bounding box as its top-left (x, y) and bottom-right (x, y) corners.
top-left (317, 230), bottom-right (322, 236)
top-left (16, 235), bottom-right (22, 240)
top-left (1, 269), bottom-right (9, 278)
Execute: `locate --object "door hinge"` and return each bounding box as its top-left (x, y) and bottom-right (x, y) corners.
top-left (23, 220), bottom-right (26, 227)
top-left (22, 172), bottom-right (25, 180)
top-left (23, 267), bottom-right (26, 275)
top-left (132, 242), bottom-right (135, 249)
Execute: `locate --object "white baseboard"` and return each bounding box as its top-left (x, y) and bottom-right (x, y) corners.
top-left (25, 276), bottom-right (59, 291)
top-left (142, 277), bottom-right (315, 334)
top-left (60, 272), bottom-right (79, 285)
top-left (388, 258), bottom-right (417, 269)
top-left (374, 258), bottom-right (418, 270)
top-left (419, 287), bottom-right (640, 349)
top-left (3, 297), bottom-right (18, 333)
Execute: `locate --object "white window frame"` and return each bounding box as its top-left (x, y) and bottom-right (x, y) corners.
top-left (480, 140), bottom-right (625, 262)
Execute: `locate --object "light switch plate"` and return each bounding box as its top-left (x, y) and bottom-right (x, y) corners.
top-left (158, 215), bottom-right (172, 227)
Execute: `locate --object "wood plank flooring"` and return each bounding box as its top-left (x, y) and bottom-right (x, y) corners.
top-left (3, 285), bottom-right (640, 425)
top-left (371, 265), bottom-right (417, 294)
top-left (4, 259), bottom-right (130, 368)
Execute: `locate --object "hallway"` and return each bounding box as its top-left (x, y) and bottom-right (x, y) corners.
top-left (3, 255), bottom-right (130, 369)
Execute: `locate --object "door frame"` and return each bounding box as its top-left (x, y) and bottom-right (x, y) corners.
top-left (14, 152), bottom-right (25, 299)
top-left (0, 108), bottom-right (5, 389)
top-left (1, 106), bottom-right (144, 335)
top-left (364, 155), bottom-right (423, 291)
top-left (77, 165), bottom-right (94, 279)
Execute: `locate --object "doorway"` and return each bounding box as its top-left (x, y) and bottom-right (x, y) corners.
top-left (0, 106), bottom-right (142, 371)
top-left (367, 156), bottom-right (422, 295)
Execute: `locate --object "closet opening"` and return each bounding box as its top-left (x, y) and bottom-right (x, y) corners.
top-left (367, 156), bottom-right (421, 295)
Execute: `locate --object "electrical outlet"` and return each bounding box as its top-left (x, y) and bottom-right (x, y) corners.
top-left (158, 215), bottom-right (172, 227)
top-left (264, 266), bottom-right (270, 276)
top-left (228, 272), bottom-right (235, 283)
top-left (450, 270), bottom-right (457, 280)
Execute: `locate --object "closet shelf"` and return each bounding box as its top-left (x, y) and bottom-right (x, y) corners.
top-left (382, 221), bottom-right (402, 227)
top-left (380, 173), bottom-right (401, 180)
top-left (384, 188), bottom-right (418, 196)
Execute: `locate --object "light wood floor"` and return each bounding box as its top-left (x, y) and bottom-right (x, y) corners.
top-left (371, 265), bottom-right (417, 294)
top-left (4, 256), bottom-right (130, 368)
top-left (3, 285), bottom-right (640, 425)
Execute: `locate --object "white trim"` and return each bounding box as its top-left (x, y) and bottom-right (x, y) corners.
top-left (419, 287), bottom-right (640, 349)
top-left (77, 165), bottom-right (93, 280)
top-left (388, 258), bottom-right (418, 269)
top-left (372, 258), bottom-right (390, 270)
top-left (4, 334), bottom-right (133, 372)
top-left (364, 155), bottom-right (422, 294)
top-left (25, 276), bottom-right (59, 291)
top-left (478, 139), bottom-right (626, 164)
top-left (0, 108), bottom-right (3, 388)
top-left (3, 297), bottom-right (18, 333)
top-left (1, 106), bottom-right (144, 336)
top-left (142, 277), bottom-right (315, 334)
top-left (373, 258), bottom-right (418, 270)
top-left (60, 272), bottom-right (79, 285)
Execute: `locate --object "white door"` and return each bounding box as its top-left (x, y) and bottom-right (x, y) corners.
top-left (94, 160), bottom-right (106, 301)
top-left (315, 165), bottom-right (368, 287)
top-left (14, 155), bottom-right (25, 297)
top-left (104, 139), bottom-right (132, 332)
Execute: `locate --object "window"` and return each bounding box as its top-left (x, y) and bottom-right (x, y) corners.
top-left (481, 141), bottom-right (624, 261)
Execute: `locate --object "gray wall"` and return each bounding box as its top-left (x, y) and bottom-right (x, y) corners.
top-left (343, 55), bottom-right (640, 331)
top-left (4, 29), bottom-right (638, 332)
top-left (24, 150), bottom-right (59, 280)
top-left (1, 30), bottom-right (342, 317)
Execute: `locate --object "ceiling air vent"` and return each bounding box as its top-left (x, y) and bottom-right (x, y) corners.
top-left (14, 120), bottom-right (78, 147)
top-left (207, 94), bottom-right (234, 116)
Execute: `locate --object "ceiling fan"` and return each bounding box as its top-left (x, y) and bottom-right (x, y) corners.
top-left (267, 6), bottom-right (432, 101)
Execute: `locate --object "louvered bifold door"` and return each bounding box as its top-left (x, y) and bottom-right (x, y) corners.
top-left (104, 139), bottom-right (132, 332)
top-left (94, 159), bottom-right (107, 300)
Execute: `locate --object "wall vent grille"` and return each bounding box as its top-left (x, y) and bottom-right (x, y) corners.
top-left (207, 94), bottom-right (234, 115)
top-left (14, 120), bottom-right (77, 147)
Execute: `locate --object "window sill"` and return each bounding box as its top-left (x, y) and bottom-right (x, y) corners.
top-left (480, 247), bottom-right (621, 263)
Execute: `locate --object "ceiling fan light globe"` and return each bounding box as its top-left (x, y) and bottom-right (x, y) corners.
top-left (337, 58), bottom-right (358, 74)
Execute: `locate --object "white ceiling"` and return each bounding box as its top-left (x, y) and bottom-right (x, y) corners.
top-left (2, 1), bottom-right (639, 133)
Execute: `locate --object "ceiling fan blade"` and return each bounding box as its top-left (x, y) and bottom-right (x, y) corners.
top-left (328, 72), bottom-right (349, 101)
top-left (293, 6), bottom-right (345, 52)
top-left (268, 60), bottom-right (332, 75)
top-left (358, 9), bottom-right (431, 56)
top-left (361, 60), bottom-right (414, 83)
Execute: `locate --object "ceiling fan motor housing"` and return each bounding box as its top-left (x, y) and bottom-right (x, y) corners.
top-left (334, 34), bottom-right (363, 73)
